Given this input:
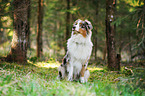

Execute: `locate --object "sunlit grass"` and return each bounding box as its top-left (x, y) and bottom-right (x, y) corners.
top-left (88, 67), bottom-right (103, 71)
top-left (33, 62), bottom-right (60, 68)
top-left (0, 61), bottom-right (144, 96)
top-left (29, 60), bottom-right (103, 71)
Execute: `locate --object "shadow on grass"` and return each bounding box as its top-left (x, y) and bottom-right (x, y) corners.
top-left (0, 61), bottom-right (58, 81)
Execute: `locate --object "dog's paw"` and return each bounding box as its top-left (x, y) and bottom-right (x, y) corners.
top-left (57, 75), bottom-right (60, 80)
top-left (84, 79), bottom-right (88, 83)
top-left (68, 77), bottom-right (73, 81)
top-left (57, 75), bottom-right (62, 80)
top-left (80, 77), bottom-right (85, 83)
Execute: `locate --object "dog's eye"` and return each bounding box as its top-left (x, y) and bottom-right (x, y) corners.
top-left (87, 26), bottom-right (90, 29)
top-left (75, 22), bottom-right (78, 25)
top-left (85, 22), bottom-right (89, 25)
top-left (81, 25), bottom-right (85, 28)
top-left (82, 26), bottom-right (85, 28)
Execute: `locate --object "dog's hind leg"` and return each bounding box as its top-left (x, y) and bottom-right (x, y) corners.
top-left (57, 52), bottom-right (69, 80)
top-left (57, 65), bottom-right (66, 80)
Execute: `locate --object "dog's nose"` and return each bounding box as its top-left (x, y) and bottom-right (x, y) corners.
top-left (72, 26), bottom-right (76, 30)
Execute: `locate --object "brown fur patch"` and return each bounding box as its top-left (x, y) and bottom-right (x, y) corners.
top-left (79, 28), bottom-right (87, 38)
top-left (80, 65), bottom-right (85, 77)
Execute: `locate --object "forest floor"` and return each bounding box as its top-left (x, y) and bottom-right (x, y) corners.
top-left (0, 59), bottom-right (145, 96)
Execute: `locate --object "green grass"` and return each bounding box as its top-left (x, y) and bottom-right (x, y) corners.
top-left (0, 61), bottom-right (145, 96)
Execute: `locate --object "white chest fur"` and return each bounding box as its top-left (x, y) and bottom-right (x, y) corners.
top-left (67, 34), bottom-right (93, 62)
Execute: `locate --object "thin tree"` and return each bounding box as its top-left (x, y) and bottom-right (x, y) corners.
top-left (65, 0), bottom-right (70, 52)
top-left (0, 3), bottom-right (2, 43)
top-left (144, 0), bottom-right (145, 25)
top-left (37, 0), bottom-right (43, 58)
top-left (93, 0), bottom-right (99, 60)
top-left (106, 0), bottom-right (120, 70)
top-left (6, 0), bottom-right (29, 64)
top-left (27, 0), bottom-right (31, 49)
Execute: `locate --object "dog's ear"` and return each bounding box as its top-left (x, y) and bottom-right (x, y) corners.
top-left (62, 52), bottom-right (69, 66)
top-left (85, 20), bottom-right (93, 30)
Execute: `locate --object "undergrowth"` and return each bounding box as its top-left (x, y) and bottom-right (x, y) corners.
top-left (0, 61), bottom-right (145, 96)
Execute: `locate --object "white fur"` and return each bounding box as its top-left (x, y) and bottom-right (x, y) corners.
top-left (84, 69), bottom-right (90, 82)
top-left (57, 65), bottom-right (66, 79)
top-left (67, 23), bottom-right (93, 82)
top-left (74, 19), bottom-right (82, 32)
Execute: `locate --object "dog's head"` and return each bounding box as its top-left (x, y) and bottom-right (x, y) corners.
top-left (72, 19), bottom-right (93, 38)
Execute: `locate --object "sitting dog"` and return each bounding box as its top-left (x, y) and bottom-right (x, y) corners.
top-left (58, 19), bottom-right (93, 83)
top-left (57, 52), bottom-right (90, 82)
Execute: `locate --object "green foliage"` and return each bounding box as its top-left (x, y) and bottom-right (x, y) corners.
top-left (47, 57), bottom-right (56, 63)
top-left (29, 56), bottom-right (37, 62)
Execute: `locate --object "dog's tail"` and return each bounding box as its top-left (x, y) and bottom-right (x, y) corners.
top-left (62, 51), bottom-right (69, 66)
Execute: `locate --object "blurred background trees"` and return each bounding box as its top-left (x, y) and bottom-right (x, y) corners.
top-left (0, 0), bottom-right (145, 65)
top-left (37, 0), bottom-right (43, 58)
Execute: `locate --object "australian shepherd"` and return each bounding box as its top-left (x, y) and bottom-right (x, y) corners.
top-left (58, 19), bottom-right (93, 83)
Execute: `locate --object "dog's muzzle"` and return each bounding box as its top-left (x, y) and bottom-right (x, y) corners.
top-left (73, 30), bottom-right (80, 34)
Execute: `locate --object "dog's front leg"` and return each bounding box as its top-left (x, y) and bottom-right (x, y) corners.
top-left (84, 69), bottom-right (90, 82)
top-left (68, 65), bottom-right (73, 81)
top-left (80, 65), bottom-right (85, 83)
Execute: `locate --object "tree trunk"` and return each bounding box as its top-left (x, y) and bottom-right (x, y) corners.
top-left (106, 0), bottom-right (118, 70)
top-left (144, 0), bottom-right (145, 26)
top-left (142, 0), bottom-right (145, 57)
top-left (65, 0), bottom-right (70, 52)
top-left (27, 0), bottom-right (31, 49)
top-left (37, 0), bottom-right (43, 58)
top-left (0, 13), bottom-right (2, 44)
top-left (118, 25), bottom-right (123, 54)
top-left (128, 31), bottom-right (132, 61)
top-left (6, 0), bottom-right (29, 64)
top-left (93, 0), bottom-right (99, 60)
top-left (0, 1), bottom-right (4, 44)
top-left (103, 42), bottom-right (107, 60)
top-left (94, 36), bottom-right (97, 60)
